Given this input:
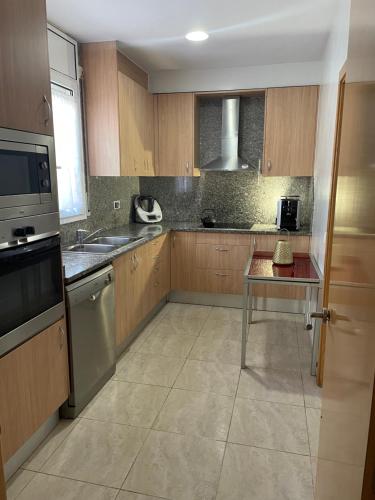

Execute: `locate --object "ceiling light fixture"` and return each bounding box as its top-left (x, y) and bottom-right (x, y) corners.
top-left (185, 31), bottom-right (209, 42)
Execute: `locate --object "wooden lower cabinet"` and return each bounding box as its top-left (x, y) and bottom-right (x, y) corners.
top-left (171, 231), bottom-right (251, 294)
top-left (0, 318), bottom-right (69, 462)
top-left (171, 232), bottom-right (197, 291)
top-left (196, 269), bottom-right (244, 294)
top-left (170, 231), bottom-right (311, 300)
top-left (114, 234), bottom-right (171, 347)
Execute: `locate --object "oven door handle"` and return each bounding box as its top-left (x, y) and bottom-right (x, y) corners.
top-left (0, 235), bottom-right (60, 262)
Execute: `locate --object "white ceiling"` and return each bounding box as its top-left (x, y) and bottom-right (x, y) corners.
top-left (46, 0), bottom-right (338, 72)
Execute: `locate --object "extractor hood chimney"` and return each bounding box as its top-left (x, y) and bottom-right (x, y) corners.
top-left (201, 97), bottom-right (249, 171)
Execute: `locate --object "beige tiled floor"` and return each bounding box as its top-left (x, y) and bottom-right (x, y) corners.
top-left (8, 303), bottom-right (321, 500)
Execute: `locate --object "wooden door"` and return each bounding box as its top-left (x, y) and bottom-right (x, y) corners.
top-left (156, 93), bottom-right (194, 176)
top-left (315, 1), bottom-right (375, 497)
top-left (263, 86), bottom-right (318, 176)
top-left (0, 0), bottom-right (53, 135)
top-left (0, 319), bottom-right (69, 462)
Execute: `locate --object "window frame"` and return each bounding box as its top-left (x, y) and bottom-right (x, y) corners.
top-left (48, 24), bottom-right (88, 225)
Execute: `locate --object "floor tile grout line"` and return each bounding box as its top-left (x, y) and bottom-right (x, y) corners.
top-left (224, 440), bottom-right (314, 459)
top-left (20, 418), bottom-right (81, 475)
top-left (235, 394), bottom-right (307, 409)
top-left (118, 325), bottom-right (193, 492)
top-left (226, 439), bottom-right (310, 457)
top-left (7, 469), bottom-right (36, 500)
top-left (117, 487), bottom-right (170, 499)
top-left (303, 397), bottom-right (316, 489)
top-left (214, 356), bottom-right (242, 499)
top-left (15, 469), bottom-right (121, 493)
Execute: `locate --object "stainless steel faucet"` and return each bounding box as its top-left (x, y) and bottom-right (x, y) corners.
top-left (76, 228), bottom-right (103, 244)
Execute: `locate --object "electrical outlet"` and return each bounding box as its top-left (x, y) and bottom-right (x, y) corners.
top-left (113, 200), bottom-right (121, 210)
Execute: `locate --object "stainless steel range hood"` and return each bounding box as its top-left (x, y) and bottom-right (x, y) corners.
top-left (201, 97), bottom-right (249, 171)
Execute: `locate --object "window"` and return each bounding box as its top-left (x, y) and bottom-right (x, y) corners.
top-left (48, 26), bottom-right (87, 223)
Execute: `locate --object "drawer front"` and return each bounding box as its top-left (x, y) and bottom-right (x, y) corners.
top-left (195, 269), bottom-right (243, 295)
top-left (196, 232), bottom-right (251, 246)
top-left (196, 243), bottom-right (250, 270)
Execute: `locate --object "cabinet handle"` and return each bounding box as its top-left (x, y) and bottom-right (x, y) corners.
top-left (215, 273), bottom-right (230, 277)
top-left (258, 158), bottom-right (262, 175)
top-left (215, 247), bottom-right (229, 252)
top-left (58, 326), bottom-right (65, 349)
top-left (134, 159), bottom-right (137, 172)
top-left (267, 160), bottom-right (272, 171)
top-left (154, 281), bottom-right (160, 287)
top-left (185, 161), bottom-right (190, 173)
top-left (43, 95), bottom-right (51, 125)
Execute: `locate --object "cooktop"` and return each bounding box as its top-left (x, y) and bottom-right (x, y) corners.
top-left (201, 222), bottom-right (253, 230)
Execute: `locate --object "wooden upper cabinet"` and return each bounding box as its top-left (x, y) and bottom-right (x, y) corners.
top-left (81, 42), bottom-right (153, 176)
top-left (263, 86), bottom-right (318, 176)
top-left (118, 73), bottom-right (155, 176)
top-left (155, 93), bottom-right (198, 176)
top-left (0, 0), bottom-right (53, 135)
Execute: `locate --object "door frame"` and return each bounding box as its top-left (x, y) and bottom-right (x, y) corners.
top-left (317, 69), bottom-right (347, 386)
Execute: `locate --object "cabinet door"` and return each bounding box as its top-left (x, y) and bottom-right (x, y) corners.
top-left (263, 86), bottom-right (318, 176)
top-left (171, 232), bottom-right (197, 290)
top-left (118, 73), bottom-right (139, 176)
top-left (0, 319), bottom-right (69, 461)
top-left (143, 91), bottom-right (156, 176)
top-left (119, 73), bottom-right (155, 176)
top-left (156, 93), bottom-right (195, 176)
top-left (114, 251), bottom-right (137, 345)
top-left (0, 0), bottom-right (53, 135)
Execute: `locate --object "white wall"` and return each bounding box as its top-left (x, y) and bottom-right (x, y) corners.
top-left (149, 60), bottom-right (323, 93)
top-left (310, 0), bottom-right (351, 272)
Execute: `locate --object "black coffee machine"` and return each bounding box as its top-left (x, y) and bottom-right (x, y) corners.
top-left (276, 196), bottom-right (301, 231)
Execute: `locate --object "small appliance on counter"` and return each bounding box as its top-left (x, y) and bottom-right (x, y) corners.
top-left (276, 196), bottom-right (301, 231)
top-left (134, 195), bottom-right (162, 223)
top-left (201, 209), bottom-right (216, 228)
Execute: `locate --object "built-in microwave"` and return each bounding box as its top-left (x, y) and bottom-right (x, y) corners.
top-left (0, 127), bottom-right (59, 221)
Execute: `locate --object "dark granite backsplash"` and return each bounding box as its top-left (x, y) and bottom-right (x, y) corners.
top-left (140, 171), bottom-right (313, 227)
top-left (60, 176), bottom-right (139, 245)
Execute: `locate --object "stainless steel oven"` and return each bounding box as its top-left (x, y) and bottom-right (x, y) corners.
top-left (0, 228), bottom-right (64, 357)
top-left (0, 127), bottom-right (58, 221)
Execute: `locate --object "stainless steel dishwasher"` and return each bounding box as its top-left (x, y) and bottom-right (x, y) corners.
top-left (61, 265), bottom-right (115, 418)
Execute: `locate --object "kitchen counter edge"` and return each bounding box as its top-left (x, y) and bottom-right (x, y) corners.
top-left (62, 223), bottom-right (312, 285)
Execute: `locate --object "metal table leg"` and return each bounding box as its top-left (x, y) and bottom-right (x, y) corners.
top-left (311, 286), bottom-right (321, 376)
top-left (305, 286), bottom-right (312, 330)
top-left (248, 282), bottom-right (253, 325)
top-left (241, 281), bottom-right (249, 369)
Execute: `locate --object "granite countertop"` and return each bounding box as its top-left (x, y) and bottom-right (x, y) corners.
top-left (62, 222), bottom-right (311, 284)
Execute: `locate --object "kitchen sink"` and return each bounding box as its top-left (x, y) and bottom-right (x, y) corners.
top-left (65, 243), bottom-right (118, 254)
top-left (90, 236), bottom-right (142, 245)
